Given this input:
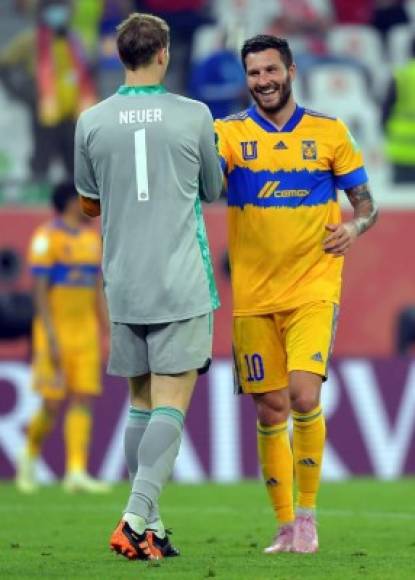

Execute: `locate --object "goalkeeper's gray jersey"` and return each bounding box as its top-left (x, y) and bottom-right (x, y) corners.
top-left (75, 85), bottom-right (222, 324)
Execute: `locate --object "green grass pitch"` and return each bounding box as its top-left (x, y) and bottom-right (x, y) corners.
top-left (1, 479), bottom-right (414, 579)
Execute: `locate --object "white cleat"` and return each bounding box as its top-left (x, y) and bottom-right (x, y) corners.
top-left (264, 524), bottom-right (294, 553)
top-left (292, 512), bottom-right (319, 553)
top-left (15, 451), bottom-right (39, 494)
top-left (62, 471), bottom-right (111, 494)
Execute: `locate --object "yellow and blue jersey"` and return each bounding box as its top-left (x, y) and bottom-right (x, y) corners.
top-left (28, 219), bottom-right (101, 348)
top-left (215, 105), bottom-right (368, 315)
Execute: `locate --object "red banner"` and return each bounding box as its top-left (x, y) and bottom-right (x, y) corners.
top-left (0, 206), bottom-right (414, 357)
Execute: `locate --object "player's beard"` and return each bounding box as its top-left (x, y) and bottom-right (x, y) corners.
top-left (250, 76), bottom-right (292, 115)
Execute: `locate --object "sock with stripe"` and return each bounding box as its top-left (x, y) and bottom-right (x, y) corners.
top-left (124, 406), bottom-right (184, 533)
top-left (26, 407), bottom-right (56, 458)
top-left (292, 405), bottom-right (326, 511)
top-left (124, 407), bottom-right (163, 531)
top-left (257, 420), bottom-right (294, 524)
top-left (64, 404), bottom-right (92, 474)
top-left (124, 407), bottom-right (151, 481)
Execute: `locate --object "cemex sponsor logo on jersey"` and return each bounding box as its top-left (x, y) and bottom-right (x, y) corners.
top-left (258, 181), bottom-right (309, 199)
top-left (119, 109), bottom-right (163, 124)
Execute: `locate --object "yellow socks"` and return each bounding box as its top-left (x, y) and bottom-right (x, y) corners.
top-left (257, 421), bottom-right (294, 524)
top-left (26, 407), bottom-right (56, 458)
top-left (292, 405), bottom-right (326, 510)
top-left (64, 405), bottom-right (92, 474)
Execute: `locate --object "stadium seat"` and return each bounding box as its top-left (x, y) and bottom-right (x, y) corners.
top-left (387, 23), bottom-right (415, 67)
top-left (191, 24), bottom-right (225, 62)
top-left (305, 64), bottom-right (368, 108)
top-left (303, 65), bottom-right (385, 178)
top-left (212, 0), bottom-right (278, 39)
top-left (327, 25), bottom-right (389, 99)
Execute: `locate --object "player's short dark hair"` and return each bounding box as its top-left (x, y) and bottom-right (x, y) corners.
top-left (116, 12), bottom-right (170, 70)
top-left (241, 35), bottom-right (293, 70)
top-left (52, 182), bottom-right (77, 214)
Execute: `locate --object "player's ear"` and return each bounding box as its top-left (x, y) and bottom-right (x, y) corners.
top-left (289, 62), bottom-right (297, 81)
top-left (158, 47), bottom-right (169, 66)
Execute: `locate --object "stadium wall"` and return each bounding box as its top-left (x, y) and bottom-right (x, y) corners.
top-left (0, 205), bottom-right (414, 357)
top-left (0, 207), bottom-right (414, 480)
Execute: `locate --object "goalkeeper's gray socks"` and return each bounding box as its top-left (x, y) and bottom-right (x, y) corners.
top-left (124, 406), bottom-right (184, 533)
top-left (124, 407), bottom-right (162, 529)
top-left (124, 407), bottom-right (151, 481)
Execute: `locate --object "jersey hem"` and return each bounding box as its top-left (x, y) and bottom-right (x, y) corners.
top-left (77, 187), bottom-right (99, 200)
top-left (109, 305), bottom-right (217, 325)
top-left (232, 297), bottom-right (340, 316)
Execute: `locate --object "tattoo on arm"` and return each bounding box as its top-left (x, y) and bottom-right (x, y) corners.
top-left (345, 183), bottom-right (379, 235)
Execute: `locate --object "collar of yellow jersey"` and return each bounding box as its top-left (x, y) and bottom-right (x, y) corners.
top-left (117, 85), bottom-right (167, 96)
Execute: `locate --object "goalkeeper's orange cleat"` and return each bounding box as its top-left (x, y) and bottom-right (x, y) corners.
top-left (110, 520), bottom-right (162, 561)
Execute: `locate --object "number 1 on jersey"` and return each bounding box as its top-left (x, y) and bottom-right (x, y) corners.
top-left (134, 128), bottom-right (149, 202)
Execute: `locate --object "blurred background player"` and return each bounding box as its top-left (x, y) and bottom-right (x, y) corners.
top-left (215, 35), bottom-right (378, 554)
top-left (16, 182), bottom-right (110, 494)
top-left (75, 13), bottom-right (222, 560)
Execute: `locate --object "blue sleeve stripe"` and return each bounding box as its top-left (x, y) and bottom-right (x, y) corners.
top-left (219, 155), bottom-right (227, 173)
top-left (31, 266), bottom-right (50, 276)
top-left (32, 263), bottom-right (100, 286)
top-left (335, 167), bottom-right (368, 190)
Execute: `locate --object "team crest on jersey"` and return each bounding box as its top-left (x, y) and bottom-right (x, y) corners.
top-left (241, 141), bottom-right (258, 160)
top-left (302, 140), bottom-right (318, 160)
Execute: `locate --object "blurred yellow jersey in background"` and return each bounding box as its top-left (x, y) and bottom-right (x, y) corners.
top-left (215, 106), bottom-right (368, 316)
top-left (28, 219), bottom-right (102, 399)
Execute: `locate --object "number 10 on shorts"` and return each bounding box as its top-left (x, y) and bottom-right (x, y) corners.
top-left (244, 353), bottom-right (264, 382)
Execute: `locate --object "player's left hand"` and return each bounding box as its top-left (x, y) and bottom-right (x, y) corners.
top-left (323, 222), bottom-right (358, 256)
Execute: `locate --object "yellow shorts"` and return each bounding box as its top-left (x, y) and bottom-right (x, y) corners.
top-left (32, 348), bottom-right (102, 401)
top-left (233, 301), bottom-right (339, 394)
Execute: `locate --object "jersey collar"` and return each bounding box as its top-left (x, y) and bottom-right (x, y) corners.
top-left (117, 85), bottom-right (167, 96)
top-left (53, 218), bottom-right (80, 236)
top-left (248, 104), bottom-right (304, 133)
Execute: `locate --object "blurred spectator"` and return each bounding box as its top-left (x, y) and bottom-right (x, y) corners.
top-left (371, 0), bottom-right (409, 41)
top-left (71, 0), bottom-right (104, 57)
top-left (266, 0), bottom-right (333, 57)
top-left (95, 0), bottom-right (133, 97)
top-left (0, 0), bottom-right (96, 182)
top-left (265, 0), bottom-right (368, 76)
top-left (188, 31), bottom-right (248, 119)
top-left (212, 0), bottom-right (279, 40)
top-left (135, 0), bottom-right (213, 92)
top-left (383, 37), bottom-right (415, 182)
top-left (332, 0), bottom-right (374, 24)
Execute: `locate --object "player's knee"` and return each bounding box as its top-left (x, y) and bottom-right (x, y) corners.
top-left (43, 398), bottom-right (62, 417)
top-left (69, 393), bottom-right (92, 409)
top-left (290, 392), bottom-right (319, 414)
top-left (253, 393), bottom-right (290, 426)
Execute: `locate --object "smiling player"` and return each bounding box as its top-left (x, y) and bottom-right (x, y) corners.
top-left (215, 35), bottom-right (378, 554)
